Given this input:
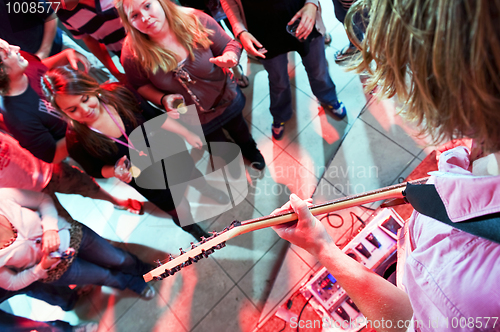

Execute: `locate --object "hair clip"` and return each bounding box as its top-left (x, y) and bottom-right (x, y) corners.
top-left (41, 75), bottom-right (55, 100)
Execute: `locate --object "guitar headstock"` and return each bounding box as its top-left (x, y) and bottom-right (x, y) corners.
top-left (144, 220), bottom-right (241, 282)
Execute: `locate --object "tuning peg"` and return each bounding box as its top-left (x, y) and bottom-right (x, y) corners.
top-left (230, 220), bottom-right (241, 227)
top-left (153, 276), bottom-right (163, 281)
top-left (154, 259), bottom-right (162, 267)
top-left (190, 242), bottom-right (197, 249)
top-left (200, 236), bottom-right (206, 243)
top-left (168, 254), bottom-right (174, 261)
top-left (179, 248), bottom-right (186, 254)
top-left (160, 269), bottom-right (171, 278)
top-left (170, 265), bottom-right (181, 274)
top-left (214, 242), bottom-right (226, 250)
top-left (183, 259), bottom-right (192, 267)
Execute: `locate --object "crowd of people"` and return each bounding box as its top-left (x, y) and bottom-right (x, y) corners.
top-left (1, 0), bottom-right (499, 331)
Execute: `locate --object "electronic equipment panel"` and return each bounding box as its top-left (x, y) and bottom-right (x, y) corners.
top-left (299, 208), bottom-right (404, 331)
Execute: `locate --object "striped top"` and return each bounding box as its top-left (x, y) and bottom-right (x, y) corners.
top-left (56, 0), bottom-right (125, 55)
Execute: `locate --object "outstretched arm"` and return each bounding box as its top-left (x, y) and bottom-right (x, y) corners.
top-left (272, 194), bottom-right (413, 332)
top-left (137, 85), bottom-right (203, 149)
top-left (42, 48), bottom-right (90, 71)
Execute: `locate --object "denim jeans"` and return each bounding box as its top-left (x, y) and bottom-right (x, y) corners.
top-left (260, 35), bottom-right (338, 123)
top-left (50, 225), bottom-right (149, 295)
top-left (331, 0), bottom-right (365, 47)
top-left (0, 282), bottom-right (78, 311)
top-left (0, 309), bottom-right (73, 332)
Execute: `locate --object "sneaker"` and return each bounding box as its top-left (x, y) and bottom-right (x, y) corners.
top-left (324, 32), bottom-right (332, 45)
top-left (183, 224), bottom-right (211, 241)
top-left (272, 121), bottom-right (285, 140)
top-left (197, 183), bottom-right (230, 204)
top-left (139, 284), bottom-right (156, 300)
top-left (73, 322), bottom-right (99, 332)
top-left (240, 139), bottom-right (266, 170)
top-left (334, 45), bottom-right (359, 64)
top-left (322, 100), bottom-right (347, 120)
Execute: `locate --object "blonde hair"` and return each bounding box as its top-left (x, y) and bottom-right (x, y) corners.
top-left (115, 0), bottom-right (213, 74)
top-left (346, 0), bottom-right (500, 152)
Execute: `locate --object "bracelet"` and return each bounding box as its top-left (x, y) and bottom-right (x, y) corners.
top-left (160, 93), bottom-right (168, 107)
top-left (236, 30), bottom-right (247, 40)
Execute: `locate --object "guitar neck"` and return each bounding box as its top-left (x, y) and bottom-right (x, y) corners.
top-left (143, 177), bottom-right (428, 282)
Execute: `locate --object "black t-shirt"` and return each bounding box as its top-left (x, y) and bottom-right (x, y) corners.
top-left (1, 52), bottom-right (67, 163)
top-left (240, 0), bottom-right (319, 59)
top-left (66, 95), bottom-right (195, 212)
top-left (0, 0), bottom-right (62, 56)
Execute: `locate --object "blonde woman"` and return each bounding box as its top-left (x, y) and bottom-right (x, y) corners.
top-left (116, 0), bottom-right (265, 173)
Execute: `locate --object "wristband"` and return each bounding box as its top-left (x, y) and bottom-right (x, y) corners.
top-left (236, 30), bottom-right (248, 40)
top-left (160, 93), bottom-right (168, 107)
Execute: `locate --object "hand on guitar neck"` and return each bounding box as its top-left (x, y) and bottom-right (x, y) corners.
top-left (271, 194), bottom-right (334, 258)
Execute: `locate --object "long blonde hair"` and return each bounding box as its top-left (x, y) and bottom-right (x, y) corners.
top-left (115, 0), bottom-right (213, 74)
top-left (346, 0), bottom-right (500, 153)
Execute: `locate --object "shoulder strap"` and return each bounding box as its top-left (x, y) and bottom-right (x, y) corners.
top-left (404, 183), bottom-right (500, 244)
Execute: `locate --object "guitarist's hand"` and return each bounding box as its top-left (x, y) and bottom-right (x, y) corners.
top-left (271, 194), bottom-right (335, 257)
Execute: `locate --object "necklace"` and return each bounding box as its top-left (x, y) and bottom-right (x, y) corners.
top-left (89, 104), bottom-right (148, 157)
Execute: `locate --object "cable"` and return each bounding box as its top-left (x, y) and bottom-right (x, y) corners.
top-left (297, 295), bottom-right (313, 332)
top-left (322, 211), bottom-right (366, 247)
top-left (359, 204), bottom-right (376, 211)
top-left (320, 213), bottom-right (344, 229)
top-left (351, 211), bottom-right (366, 226)
top-left (277, 319), bottom-right (287, 332)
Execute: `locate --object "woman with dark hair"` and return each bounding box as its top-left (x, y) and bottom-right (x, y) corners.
top-left (115, 0), bottom-right (265, 172)
top-left (42, 66), bottom-right (229, 241)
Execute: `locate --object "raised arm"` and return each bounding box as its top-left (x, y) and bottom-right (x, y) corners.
top-left (272, 194), bottom-right (413, 332)
top-left (220, 0), bottom-right (267, 58)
